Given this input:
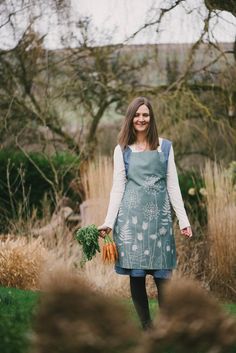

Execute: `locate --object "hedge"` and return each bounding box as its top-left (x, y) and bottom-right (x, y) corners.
top-left (0, 149), bottom-right (80, 232)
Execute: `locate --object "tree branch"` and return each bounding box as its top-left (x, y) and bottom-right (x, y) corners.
top-left (0, 4), bottom-right (31, 29)
top-left (205, 0), bottom-right (236, 17)
top-left (125, 0), bottom-right (186, 43)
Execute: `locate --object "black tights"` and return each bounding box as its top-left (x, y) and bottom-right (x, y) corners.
top-left (129, 276), bottom-right (168, 330)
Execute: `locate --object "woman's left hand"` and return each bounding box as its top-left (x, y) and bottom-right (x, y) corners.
top-left (180, 226), bottom-right (192, 238)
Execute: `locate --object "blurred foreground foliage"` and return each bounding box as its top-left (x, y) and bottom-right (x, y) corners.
top-left (0, 281), bottom-right (236, 353)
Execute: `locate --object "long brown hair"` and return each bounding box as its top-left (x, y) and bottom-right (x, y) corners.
top-left (118, 97), bottom-right (159, 150)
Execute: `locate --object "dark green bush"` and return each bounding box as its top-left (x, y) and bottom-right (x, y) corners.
top-left (178, 170), bottom-right (207, 229)
top-left (0, 149), bottom-right (80, 232)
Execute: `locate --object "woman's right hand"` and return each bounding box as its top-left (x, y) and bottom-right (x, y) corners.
top-left (98, 225), bottom-right (112, 238)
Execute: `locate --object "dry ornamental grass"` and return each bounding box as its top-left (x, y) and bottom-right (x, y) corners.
top-left (0, 237), bottom-right (46, 290)
top-left (203, 162), bottom-right (236, 298)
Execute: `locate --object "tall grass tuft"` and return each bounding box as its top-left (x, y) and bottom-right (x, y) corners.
top-left (139, 278), bottom-right (236, 353)
top-left (0, 229), bottom-right (82, 291)
top-left (32, 268), bottom-right (139, 353)
top-left (80, 155), bottom-right (113, 226)
top-left (203, 162), bottom-right (236, 298)
top-left (0, 237), bottom-right (47, 290)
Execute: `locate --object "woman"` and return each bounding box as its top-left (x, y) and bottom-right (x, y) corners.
top-left (98, 96), bottom-right (192, 330)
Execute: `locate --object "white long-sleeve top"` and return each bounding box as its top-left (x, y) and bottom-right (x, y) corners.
top-left (103, 138), bottom-right (190, 230)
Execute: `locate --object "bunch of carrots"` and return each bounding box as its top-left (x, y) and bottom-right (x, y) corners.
top-left (75, 224), bottom-right (118, 264)
top-left (102, 235), bottom-right (118, 264)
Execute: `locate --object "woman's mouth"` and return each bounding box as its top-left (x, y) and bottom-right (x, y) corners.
top-left (136, 122), bottom-right (147, 125)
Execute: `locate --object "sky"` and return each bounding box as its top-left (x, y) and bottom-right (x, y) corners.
top-left (0, 0), bottom-right (236, 49)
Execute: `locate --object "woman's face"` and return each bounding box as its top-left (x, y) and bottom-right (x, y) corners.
top-left (133, 104), bottom-right (150, 133)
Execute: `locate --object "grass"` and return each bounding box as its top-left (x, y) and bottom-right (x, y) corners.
top-left (0, 286), bottom-right (39, 353)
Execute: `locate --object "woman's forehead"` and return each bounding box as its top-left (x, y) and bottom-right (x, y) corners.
top-left (136, 104), bottom-right (149, 113)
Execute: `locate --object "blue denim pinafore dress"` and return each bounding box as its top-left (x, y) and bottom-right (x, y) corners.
top-left (113, 139), bottom-right (176, 278)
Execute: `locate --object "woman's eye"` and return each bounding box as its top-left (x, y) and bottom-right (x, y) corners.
top-left (134, 113), bottom-right (149, 118)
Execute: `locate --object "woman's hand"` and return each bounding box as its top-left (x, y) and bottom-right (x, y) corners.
top-left (98, 225), bottom-right (112, 238)
top-left (180, 226), bottom-right (192, 238)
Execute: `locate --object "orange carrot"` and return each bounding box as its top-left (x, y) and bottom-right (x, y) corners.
top-left (111, 242), bottom-right (118, 260)
top-left (109, 243), bottom-right (115, 262)
top-left (101, 235), bottom-right (119, 264)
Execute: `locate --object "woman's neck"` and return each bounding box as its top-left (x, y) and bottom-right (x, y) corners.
top-left (133, 133), bottom-right (149, 151)
top-left (135, 133), bottom-right (147, 144)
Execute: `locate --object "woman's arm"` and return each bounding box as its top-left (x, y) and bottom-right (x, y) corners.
top-left (166, 145), bottom-right (192, 235)
top-left (99, 145), bottom-right (126, 230)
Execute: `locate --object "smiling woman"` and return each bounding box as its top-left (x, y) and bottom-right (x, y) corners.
top-left (98, 96), bottom-right (192, 330)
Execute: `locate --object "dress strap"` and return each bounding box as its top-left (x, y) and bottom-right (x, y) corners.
top-left (161, 138), bottom-right (172, 166)
top-left (123, 146), bottom-right (132, 178)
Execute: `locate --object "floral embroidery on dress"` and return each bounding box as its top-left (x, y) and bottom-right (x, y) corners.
top-left (162, 194), bottom-right (172, 222)
top-left (144, 202), bottom-right (160, 221)
top-left (132, 216), bottom-right (138, 224)
top-left (124, 189), bottom-right (139, 208)
top-left (137, 233), bottom-right (143, 241)
top-left (159, 226), bottom-right (167, 236)
top-left (142, 222), bottom-right (148, 230)
top-left (118, 221), bottom-right (132, 245)
top-left (143, 175), bottom-right (165, 194)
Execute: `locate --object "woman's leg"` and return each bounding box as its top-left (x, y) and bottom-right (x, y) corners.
top-left (154, 278), bottom-right (169, 308)
top-left (129, 276), bottom-right (152, 330)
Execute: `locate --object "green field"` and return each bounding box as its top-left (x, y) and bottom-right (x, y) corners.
top-left (0, 286), bottom-right (235, 353)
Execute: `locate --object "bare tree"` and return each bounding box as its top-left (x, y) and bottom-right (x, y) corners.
top-left (1, 0), bottom-right (235, 165)
top-left (0, 7), bottom-right (150, 159)
top-left (205, 0), bottom-right (236, 17)
top-left (126, 1), bottom-right (236, 165)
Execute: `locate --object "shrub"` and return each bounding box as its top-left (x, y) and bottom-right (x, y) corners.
top-left (0, 149), bottom-right (80, 232)
top-left (178, 170), bottom-right (207, 229)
